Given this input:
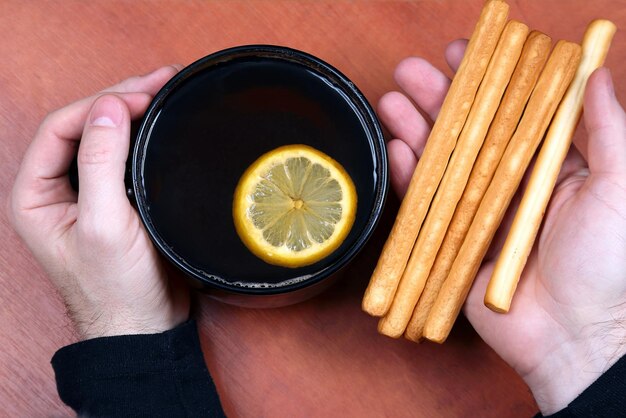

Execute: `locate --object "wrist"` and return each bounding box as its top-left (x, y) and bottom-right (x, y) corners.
top-left (68, 290), bottom-right (190, 340)
top-left (77, 311), bottom-right (188, 340)
top-left (58, 263), bottom-right (191, 341)
top-left (523, 315), bottom-right (626, 415)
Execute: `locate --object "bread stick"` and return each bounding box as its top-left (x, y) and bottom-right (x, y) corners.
top-left (404, 31), bottom-right (551, 342)
top-left (423, 41), bottom-right (582, 343)
top-left (377, 20), bottom-right (528, 338)
top-left (362, 0), bottom-right (509, 317)
top-left (485, 20), bottom-right (616, 313)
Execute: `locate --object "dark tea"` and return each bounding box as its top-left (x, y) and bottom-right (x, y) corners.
top-left (133, 46), bottom-right (386, 298)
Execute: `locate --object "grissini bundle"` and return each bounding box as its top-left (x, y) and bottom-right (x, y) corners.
top-left (378, 20), bottom-right (529, 338)
top-left (362, 0), bottom-right (509, 317)
top-left (404, 30), bottom-right (552, 342)
top-left (423, 40), bottom-right (582, 343)
top-left (485, 19), bottom-right (616, 313)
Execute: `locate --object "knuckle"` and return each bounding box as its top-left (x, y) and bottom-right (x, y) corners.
top-left (7, 187), bottom-right (27, 229)
top-left (77, 139), bottom-right (114, 166)
top-left (40, 109), bottom-right (59, 127)
top-left (39, 108), bottom-right (64, 134)
top-left (36, 115), bottom-right (55, 139)
top-left (102, 76), bottom-right (142, 94)
top-left (6, 192), bottom-right (17, 227)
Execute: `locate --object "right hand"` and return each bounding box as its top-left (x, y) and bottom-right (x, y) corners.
top-left (379, 41), bottom-right (626, 415)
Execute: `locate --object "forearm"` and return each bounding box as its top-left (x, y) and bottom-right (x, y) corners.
top-left (52, 320), bottom-right (225, 417)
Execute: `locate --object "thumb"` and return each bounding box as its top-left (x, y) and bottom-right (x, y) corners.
top-left (77, 94), bottom-right (132, 224)
top-left (584, 68), bottom-right (626, 179)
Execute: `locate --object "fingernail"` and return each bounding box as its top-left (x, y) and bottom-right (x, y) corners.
top-left (90, 96), bottom-right (123, 127)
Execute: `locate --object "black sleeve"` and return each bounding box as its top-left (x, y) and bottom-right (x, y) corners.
top-left (536, 354), bottom-right (626, 418)
top-left (51, 320), bottom-right (225, 417)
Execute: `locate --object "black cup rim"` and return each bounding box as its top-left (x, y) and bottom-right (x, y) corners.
top-left (132, 44), bottom-right (388, 296)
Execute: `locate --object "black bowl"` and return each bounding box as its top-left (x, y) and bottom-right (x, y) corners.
top-left (132, 45), bottom-right (387, 308)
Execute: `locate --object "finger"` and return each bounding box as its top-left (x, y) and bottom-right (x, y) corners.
top-left (377, 91), bottom-right (431, 157)
top-left (394, 57), bottom-right (451, 122)
top-left (13, 65), bottom-right (181, 210)
top-left (46, 65), bottom-right (180, 143)
top-left (463, 259), bottom-right (495, 326)
top-left (76, 95), bottom-right (131, 222)
top-left (484, 184), bottom-right (522, 262)
top-left (387, 139), bottom-right (418, 199)
top-left (102, 64), bottom-right (182, 95)
top-left (583, 68), bottom-right (626, 178)
top-left (13, 92), bottom-right (152, 211)
top-left (555, 145), bottom-right (587, 184)
top-left (445, 39), bottom-right (468, 73)
top-left (571, 122), bottom-right (589, 162)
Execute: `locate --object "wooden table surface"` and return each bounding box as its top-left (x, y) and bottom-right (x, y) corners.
top-left (2, 1), bottom-right (625, 416)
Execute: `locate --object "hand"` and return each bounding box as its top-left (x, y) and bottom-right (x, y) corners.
top-left (379, 41), bottom-right (626, 414)
top-left (9, 66), bottom-right (190, 340)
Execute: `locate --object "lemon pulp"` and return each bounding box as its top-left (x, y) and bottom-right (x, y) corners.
top-left (233, 144), bottom-right (357, 268)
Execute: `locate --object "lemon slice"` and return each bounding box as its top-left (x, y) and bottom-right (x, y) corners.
top-left (233, 144), bottom-right (357, 268)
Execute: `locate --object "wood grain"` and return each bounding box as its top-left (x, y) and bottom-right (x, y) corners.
top-left (1, 1), bottom-right (624, 416)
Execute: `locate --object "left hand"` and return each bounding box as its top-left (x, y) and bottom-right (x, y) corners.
top-left (9, 66), bottom-right (190, 340)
